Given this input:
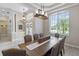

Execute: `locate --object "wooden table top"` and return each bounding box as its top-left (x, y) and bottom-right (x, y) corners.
top-left (19, 37), bottom-right (62, 56)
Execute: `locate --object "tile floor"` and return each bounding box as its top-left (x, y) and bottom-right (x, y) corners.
top-left (64, 46), bottom-right (79, 56)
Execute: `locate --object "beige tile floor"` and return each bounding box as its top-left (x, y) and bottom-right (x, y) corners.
top-left (64, 46), bottom-right (79, 56)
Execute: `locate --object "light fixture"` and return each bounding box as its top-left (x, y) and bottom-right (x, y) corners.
top-left (34, 4), bottom-right (48, 20)
top-left (22, 8), bottom-right (26, 20)
top-left (22, 14), bottom-right (26, 20)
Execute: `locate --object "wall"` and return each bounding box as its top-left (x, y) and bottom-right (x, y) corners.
top-left (65, 5), bottom-right (79, 47)
top-left (43, 19), bottom-right (49, 36)
top-left (32, 17), bottom-right (43, 34)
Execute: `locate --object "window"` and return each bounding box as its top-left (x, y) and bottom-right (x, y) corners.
top-left (49, 11), bottom-right (69, 35)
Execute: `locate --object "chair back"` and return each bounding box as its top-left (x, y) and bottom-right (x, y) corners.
top-left (39, 33), bottom-right (44, 37)
top-left (2, 48), bottom-right (26, 56)
top-left (38, 36), bottom-right (50, 43)
top-left (58, 36), bottom-right (66, 55)
top-left (50, 42), bottom-right (60, 56)
top-left (24, 35), bottom-right (32, 43)
top-left (33, 34), bottom-right (39, 41)
top-left (59, 36), bottom-right (66, 49)
top-left (55, 33), bottom-right (60, 38)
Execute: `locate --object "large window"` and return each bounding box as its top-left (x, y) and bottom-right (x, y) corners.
top-left (49, 11), bottom-right (69, 35)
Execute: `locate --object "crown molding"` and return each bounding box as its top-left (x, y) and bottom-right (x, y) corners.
top-left (29, 3), bottom-right (67, 12)
top-left (48, 4), bottom-right (78, 15)
top-left (29, 3), bottom-right (79, 15)
top-left (34, 3), bottom-right (60, 8)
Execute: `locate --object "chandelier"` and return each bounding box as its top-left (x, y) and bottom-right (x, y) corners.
top-left (34, 4), bottom-right (48, 20)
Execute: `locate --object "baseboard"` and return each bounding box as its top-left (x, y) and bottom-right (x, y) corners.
top-left (65, 43), bottom-right (79, 49)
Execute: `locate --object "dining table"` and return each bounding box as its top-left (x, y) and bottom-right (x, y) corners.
top-left (19, 37), bottom-right (62, 56)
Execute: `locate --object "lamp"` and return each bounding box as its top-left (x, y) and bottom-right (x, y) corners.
top-left (34, 4), bottom-right (48, 20)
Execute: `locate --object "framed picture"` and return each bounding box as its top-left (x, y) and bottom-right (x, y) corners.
top-left (19, 25), bottom-right (23, 30)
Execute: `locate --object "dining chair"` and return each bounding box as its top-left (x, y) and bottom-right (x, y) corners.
top-left (33, 34), bottom-right (39, 41)
top-left (39, 33), bottom-right (44, 37)
top-left (58, 36), bottom-right (66, 56)
top-left (44, 41), bottom-right (60, 56)
top-left (38, 35), bottom-right (50, 43)
top-left (24, 35), bottom-right (32, 44)
top-left (44, 35), bottom-right (66, 56)
top-left (44, 48), bottom-right (52, 56)
top-left (50, 42), bottom-right (60, 56)
top-left (55, 33), bottom-right (60, 38)
top-left (2, 48), bottom-right (26, 56)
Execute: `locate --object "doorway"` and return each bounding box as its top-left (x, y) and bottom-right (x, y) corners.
top-left (0, 16), bottom-right (11, 43)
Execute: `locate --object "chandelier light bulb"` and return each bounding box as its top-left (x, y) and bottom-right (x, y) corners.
top-left (45, 12), bottom-right (48, 16)
top-left (36, 9), bottom-right (38, 14)
top-left (41, 10), bottom-right (44, 15)
top-left (23, 16), bottom-right (25, 20)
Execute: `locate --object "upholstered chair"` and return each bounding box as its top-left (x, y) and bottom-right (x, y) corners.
top-left (55, 33), bottom-right (60, 38)
top-left (24, 35), bottom-right (32, 44)
top-left (58, 36), bottom-right (66, 56)
top-left (33, 34), bottom-right (39, 41)
top-left (2, 48), bottom-right (26, 56)
top-left (39, 33), bottom-right (44, 37)
top-left (38, 35), bottom-right (50, 43)
top-left (44, 42), bottom-right (60, 56)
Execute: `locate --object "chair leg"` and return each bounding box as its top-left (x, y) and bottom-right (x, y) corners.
top-left (60, 51), bottom-right (63, 56)
top-left (63, 47), bottom-right (65, 54)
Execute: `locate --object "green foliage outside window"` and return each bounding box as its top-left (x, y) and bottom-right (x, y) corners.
top-left (57, 18), bottom-right (69, 34)
top-left (50, 11), bottom-right (69, 36)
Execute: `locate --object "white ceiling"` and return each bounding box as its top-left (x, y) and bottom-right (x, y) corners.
top-left (28, 3), bottom-right (78, 14)
top-left (30, 3), bottom-right (64, 11)
top-left (0, 3), bottom-right (29, 13)
top-left (0, 3), bottom-right (78, 15)
top-left (35, 3), bottom-right (56, 7)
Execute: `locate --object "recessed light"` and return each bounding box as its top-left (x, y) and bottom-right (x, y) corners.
top-left (2, 9), bottom-right (5, 12)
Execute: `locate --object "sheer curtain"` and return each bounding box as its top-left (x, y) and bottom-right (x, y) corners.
top-left (49, 10), bottom-right (69, 36)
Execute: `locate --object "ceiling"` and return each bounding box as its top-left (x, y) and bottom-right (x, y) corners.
top-left (0, 3), bottom-right (78, 15)
top-left (28, 3), bottom-right (64, 11)
top-left (28, 3), bottom-right (78, 14)
top-left (0, 3), bottom-right (28, 13)
top-left (32, 3), bottom-right (60, 8)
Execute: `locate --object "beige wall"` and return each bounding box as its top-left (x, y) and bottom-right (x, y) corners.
top-left (32, 17), bottom-right (49, 36)
top-left (32, 17), bottom-right (43, 34)
top-left (66, 5), bottom-right (79, 46)
top-left (43, 20), bottom-right (49, 36)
